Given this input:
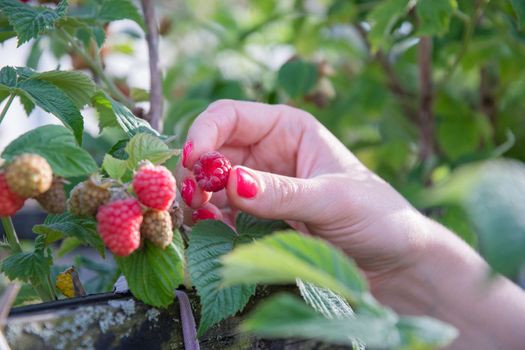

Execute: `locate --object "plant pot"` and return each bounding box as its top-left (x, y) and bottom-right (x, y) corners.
top-left (6, 289), bottom-right (351, 350)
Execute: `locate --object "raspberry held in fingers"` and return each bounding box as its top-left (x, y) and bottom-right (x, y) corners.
top-left (192, 207), bottom-right (220, 223)
top-left (181, 178), bottom-right (196, 207)
top-left (193, 151), bottom-right (232, 192)
top-left (182, 140), bottom-right (193, 168)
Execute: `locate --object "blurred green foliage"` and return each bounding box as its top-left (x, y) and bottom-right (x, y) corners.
top-left (155, 0), bottom-right (525, 279)
top-left (3, 0), bottom-right (525, 280)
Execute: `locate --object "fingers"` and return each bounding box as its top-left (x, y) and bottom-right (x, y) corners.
top-left (181, 100), bottom-right (308, 169)
top-left (175, 166), bottom-right (212, 209)
top-left (191, 203), bottom-right (223, 223)
top-left (225, 165), bottom-right (323, 222)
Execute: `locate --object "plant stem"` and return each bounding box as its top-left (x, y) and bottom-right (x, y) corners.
top-left (140, 0), bottom-right (163, 132)
top-left (0, 93), bottom-right (15, 126)
top-left (59, 30), bottom-right (134, 109)
top-left (418, 36), bottom-right (435, 173)
top-left (1, 217), bottom-right (22, 254)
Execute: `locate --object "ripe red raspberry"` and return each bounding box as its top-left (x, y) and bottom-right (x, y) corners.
top-left (132, 162), bottom-right (176, 211)
top-left (193, 151), bottom-right (232, 192)
top-left (0, 173), bottom-right (25, 216)
top-left (141, 210), bottom-right (173, 249)
top-left (5, 153), bottom-right (53, 198)
top-left (96, 198), bottom-right (143, 257)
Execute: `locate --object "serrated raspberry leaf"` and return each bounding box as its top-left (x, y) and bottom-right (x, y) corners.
top-left (1, 235), bottom-right (52, 284)
top-left (91, 91), bottom-right (158, 138)
top-left (188, 220), bottom-right (263, 337)
top-left (2, 125), bottom-right (97, 177)
top-left (102, 154), bottom-right (128, 180)
top-left (97, 0), bottom-right (145, 30)
top-left (0, 0), bottom-right (68, 46)
top-left (32, 213), bottom-right (105, 257)
top-left (114, 235), bottom-right (185, 308)
top-left (17, 79), bottom-right (84, 144)
top-left (235, 212), bottom-right (289, 240)
top-left (125, 133), bottom-right (180, 169)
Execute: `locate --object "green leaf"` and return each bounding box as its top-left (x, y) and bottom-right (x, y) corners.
top-left (464, 160), bottom-right (525, 278)
top-left (56, 237), bottom-right (83, 258)
top-left (2, 125), bottom-right (98, 177)
top-left (98, 0), bottom-right (145, 29)
top-left (235, 212), bottom-right (289, 239)
top-left (367, 0), bottom-right (410, 52)
top-left (296, 279), bottom-right (355, 319)
top-left (1, 236), bottom-right (52, 283)
top-left (241, 294), bottom-right (400, 348)
top-left (0, 66), bottom-right (17, 87)
top-left (242, 294), bottom-right (457, 349)
top-left (416, 0), bottom-right (457, 36)
top-left (33, 213), bottom-right (105, 257)
top-left (115, 240), bottom-right (185, 308)
top-left (102, 154), bottom-right (127, 180)
top-left (0, 15), bottom-right (16, 43)
top-left (91, 91), bottom-right (158, 137)
top-left (397, 316), bottom-right (458, 349)
top-left (30, 70), bottom-right (96, 108)
top-left (17, 78), bottom-right (84, 144)
top-left (277, 60), bottom-right (318, 98)
top-left (0, 0), bottom-right (67, 46)
top-left (125, 133), bottom-right (179, 169)
top-left (221, 231), bottom-right (367, 304)
top-left (510, 0), bottom-right (525, 29)
top-left (188, 220), bottom-right (257, 336)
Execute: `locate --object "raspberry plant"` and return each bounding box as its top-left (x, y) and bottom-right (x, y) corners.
top-left (7, 0), bottom-right (522, 348)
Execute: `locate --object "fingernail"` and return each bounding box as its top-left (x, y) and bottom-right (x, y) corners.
top-left (192, 208), bottom-right (218, 223)
top-left (182, 140), bottom-right (193, 168)
top-left (181, 178), bottom-right (195, 207)
top-left (236, 168), bottom-right (258, 198)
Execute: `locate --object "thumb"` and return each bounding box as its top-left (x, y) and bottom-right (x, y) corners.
top-left (226, 166), bottom-right (321, 222)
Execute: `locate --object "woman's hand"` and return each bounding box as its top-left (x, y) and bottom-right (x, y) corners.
top-left (177, 99), bottom-right (427, 283)
top-left (177, 100), bottom-right (525, 350)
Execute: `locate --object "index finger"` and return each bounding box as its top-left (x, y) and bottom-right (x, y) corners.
top-left (181, 99), bottom-right (305, 169)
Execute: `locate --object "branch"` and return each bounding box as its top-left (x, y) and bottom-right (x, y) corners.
top-left (140, 0), bottom-right (164, 132)
top-left (418, 36), bottom-right (434, 164)
top-left (354, 24), bottom-right (418, 124)
top-left (480, 66), bottom-right (497, 140)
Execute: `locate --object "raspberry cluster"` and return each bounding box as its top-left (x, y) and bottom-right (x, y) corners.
top-left (0, 153), bottom-right (67, 217)
top-left (81, 162), bottom-right (179, 257)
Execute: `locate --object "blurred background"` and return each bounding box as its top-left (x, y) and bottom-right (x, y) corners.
top-left (1, 0), bottom-right (525, 289)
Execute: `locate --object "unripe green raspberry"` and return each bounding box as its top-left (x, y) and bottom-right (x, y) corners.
top-left (5, 153), bottom-right (53, 198)
top-left (36, 176), bottom-right (67, 214)
top-left (67, 178), bottom-right (111, 217)
top-left (141, 210), bottom-right (173, 249)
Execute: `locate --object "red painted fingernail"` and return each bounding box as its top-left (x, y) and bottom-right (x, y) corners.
top-left (236, 168), bottom-right (258, 198)
top-left (192, 208), bottom-right (218, 223)
top-left (182, 140), bottom-right (193, 168)
top-left (181, 178), bottom-right (195, 207)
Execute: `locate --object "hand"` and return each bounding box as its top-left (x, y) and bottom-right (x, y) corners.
top-left (177, 100), bottom-right (525, 349)
top-left (177, 99), bottom-right (427, 284)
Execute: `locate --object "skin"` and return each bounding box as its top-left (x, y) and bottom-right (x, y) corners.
top-left (177, 99), bottom-right (525, 349)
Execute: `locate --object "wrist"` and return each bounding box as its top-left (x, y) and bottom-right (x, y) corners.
top-left (372, 217), bottom-right (525, 349)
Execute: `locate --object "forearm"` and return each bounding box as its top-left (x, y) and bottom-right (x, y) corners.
top-left (374, 217), bottom-right (525, 350)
